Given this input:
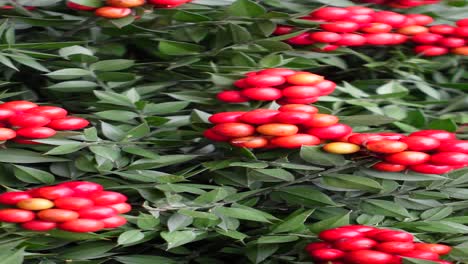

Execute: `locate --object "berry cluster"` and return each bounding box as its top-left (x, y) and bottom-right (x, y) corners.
top-left (217, 69), bottom-right (336, 105)
top-left (306, 225), bottom-right (452, 264)
top-left (274, 6), bottom-right (468, 56)
top-left (0, 100), bottom-right (89, 144)
top-left (0, 181), bottom-right (131, 233)
top-left (67, 0), bottom-right (191, 19)
top-left (359, 0), bottom-right (440, 9)
top-left (323, 130), bottom-right (468, 174)
top-left (204, 104), bottom-right (352, 149)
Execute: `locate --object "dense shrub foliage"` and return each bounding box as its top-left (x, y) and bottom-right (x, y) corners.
top-left (0, 0), bottom-right (467, 263)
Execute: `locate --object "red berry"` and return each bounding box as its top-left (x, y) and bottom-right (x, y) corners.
top-left (38, 186), bottom-right (74, 200)
top-left (410, 130), bottom-right (456, 141)
top-left (38, 209), bottom-right (79, 222)
top-left (9, 114), bottom-right (50, 128)
top-left (89, 191), bottom-right (128, 205)
top-left (241, 87), bottom-right (283, 101)
top-left (335, 33), bottom-right (367, 46)
top-left (439, 37), bottom-right (465, 48)
top-left (315, 80), bottom-right (337, 95)
top-left (345, 250), bottom-right (394, 264)
top-left (212, 123), bottom-right (255, 138)
top-left (273, 26), bottom-right (294, 35)
top-left (270, 134), bottom-right (320, 149)
top-left (310, 7), bottom-right (350, 21)
top-left (204, 129), bottom-right (230, 142)
top-left (101, 215), bottom-right (127, 228)
top-left (346, 6), bottom-right (374, 15)
top-left (457, 18), bottom-right (468, 27)
top-left (366, 140), bottom-right (408, 153)
top-left (410, 163), bottom-right (453, 174)
top-left (412, 33), bottom-right (444, 44)
top-left (438, 140), bottom-right (468, 153)
top-left (0, 109), bottom-right (15, 120)
top-left (385, 151), bottom-right (431, 165)
top-left (303, 114), bottom-right (339, 128)
top-left (400, 250), bottom-right (440, 260)
top-left (321, 21), bottom-right (360, 33)
top-left (245, 75), bottom-right (285, 87)
top-left (47, 117), bottom-right (89, 130)
top-left (274, 111), bottom-right (314, 124)
top-left (429, 25), bottom-right (456, 35)
top-left (309, 248), bottom-right (345, 261)
top-left (376, 241), bottom-right (415, 254)
top-left (282, 86), bottom-right (320, 98)
top-left (454, 27), bottom-right (468, 38)
top-left (287, 33), bottom-right (315, 45)
top-left (319, 228), bottom-right (363, 241)
top-left (334, 237), bottom-right (377, 251)
top-left (341, 225), bottom-right (377, 233)
top-left (414, 243), bottom-right (452, 255)
top-left (310, 32), bottom-right (342, 43)
top-left (94, 6), bottom-right (132, 19)
top-left (278, 104), bottom-right (318, 113)
top-left (401, 136), bottom-right (440, 151)
top-left (414, 45), bottom-right (449, 56)
top-left (0, 128), bottom-right (16, 140)
top-left (256, 68), bottom-right (296, 76)
top-left (373, 162), bottom-right (407, 172)
top-left (16, 127), bottom-right (56, 139)
top-left (239, 109), bottom-right (279, 125)
top-left (373, 11), bottom-right (408, 27)
top-left (305, 242), bottom-right (332, 252)
top-left (0, 209), bottom-right (35, 223)
top-left (431, 152), bottom-right (468, 166)
top-left (0, 191), bottom-right (32, 205)
top-left (348, 14), bottom-right (373, 24)
top-left (108, 202), bottom-right (132, 214)
top-left (59, 219), bottom-right (105, 233)
top-left (25, 106), bottom-right (67, 120)
top-left (0, 101), bottom-right (38, 112)
top-left (360, 23), bottom-right (393, 34)
top-left (79, 206), bottom-right (118, 219)
top-left (373, 230), bottom-right (414, 242)
top-left (307, 124), bottom-right (352, 140)
top-left (59, 181), bottom-right (103, 197)
top-left (54, 197), bottom-right (94, 211)
top-left (217, 90), bottom-right (249, 103)
top-left (208, 112), bottom-right (246, 124)
top-left (406, 14), bottom-right (433, 26)
top-left (21, 220), bottom-right (57, 231)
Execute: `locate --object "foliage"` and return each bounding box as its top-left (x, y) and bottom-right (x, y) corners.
top-left (0, 0), bottom-right (467, 263)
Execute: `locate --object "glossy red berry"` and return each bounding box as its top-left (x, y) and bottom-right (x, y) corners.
top-left (217, 91), bottom-right (249, 103)
top-left (319, 228), bottom-right (363, 241)
top-left (9, 114), bottom-right (50, 128)
top-left (47, 117), bottom-right (89, 130)
top-left (431, 152), bottom-right (468, 166)
top-left (16, 127), bottom-right (56, 139)
top-left (385, 151), bottom-right (430, 165)
top-left (0, 191), bottom-right (32, 205)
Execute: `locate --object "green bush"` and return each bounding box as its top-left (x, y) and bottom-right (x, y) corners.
top-left (0, 0), bottom-right (467, 263)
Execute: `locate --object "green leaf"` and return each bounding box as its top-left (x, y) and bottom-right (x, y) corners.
top-left (91, 59), bottom-right (134, 72)
top-left (277, 186), bottom-right (336, 206)
top-left (45, 143), bottom-right (85, 155)
top-left (167, 213), bottom-right (193, 232)
top-left (14, 165), bottom-right (55, 184)
top-left (300, 146), bottom-right (346, 166)
top-left (47, 80), bottom-right (98, 92)
top-left (0, 149), bottom-right (68, 163)
top-left (160, 230), bottom-right (197, 249)
top-left (361, 199), bottom-right (411, 218)
top-left (114, 255), bottom-right (176, 264)
top-left (428, 119), bottom-right (458, 132)
top-left (257, 235), bottom-right (299, 244)
top-left (361, 169), bottom-right (448, 181)
top-left (226, 0), bottom-right (266, 17)
top-left (118, 230), bottom-right (145, 245)
top-left (322, 174), bottom-right (382, 192)
top-left (159, 41), bottom-right (204, 56)
top-left (193, 188), bottom-right (230, 204)
top-left (59, 241), bottom-right (114, 260)
top-left (0, 247), bottom-right (24, 264)
top-left (214, 207), bottom-right (271, 223)
top-left (308, 213), bottom-right (350, 233)
top-left (45, 68), bottom-right (90, 80)
top-left (271, 209), bottom-right (314, 234)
